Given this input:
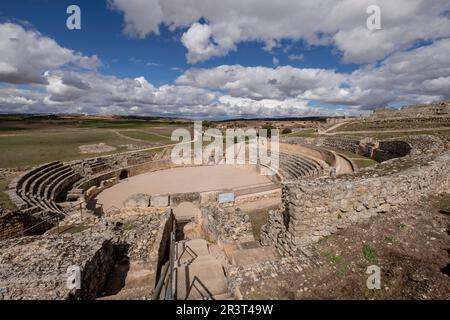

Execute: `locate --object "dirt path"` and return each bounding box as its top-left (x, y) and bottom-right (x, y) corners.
top-left (111, 130), bottom-right (149, 144)
top-left (323, 121), bottom-right (349, 133)
top-left (137, 129), bottom-right (170, 139)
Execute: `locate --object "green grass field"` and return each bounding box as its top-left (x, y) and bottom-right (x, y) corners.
top-left (0, 115), bottom-right (192, 169)
top-left (323, 147), bottom-right (378, 169)
top-left (286, 128), bottom-right (316, 137)
top-left (0, 130), bottom-right (137, 168)
top-left (118, 130), bottom-right (172, 143)
top-left (77, 120), bottom-right (186, 129)
top-left (0, 178), bottom-right (16, 210)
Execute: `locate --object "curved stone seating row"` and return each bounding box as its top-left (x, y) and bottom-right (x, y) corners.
top-left (15, 161), bottom-right (82, 216)
top-left (18, 162), bottom-right (63, 206)
top-left (8, 148), bottom-right (173, 230)
top-left (283, 154), bottom-right (321, 175)
top-left (16, 161), bottom-right (60, 192)
top-left (41, 167), bottom-right (73, 199)
top-left (278, 153), bottom-right (322, 180)
top-left (84, 158), bottom-right (109, 174)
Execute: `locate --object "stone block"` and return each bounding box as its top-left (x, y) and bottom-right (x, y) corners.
top-left (123, 193), bottom-right (150, 208)
top-left (151, 194), bottom-right (169, 207)
top-left (170, 192), bottom-right (200, 207)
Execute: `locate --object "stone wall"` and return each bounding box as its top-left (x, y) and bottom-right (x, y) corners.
top-left (170, 192), bottom-right (201, 207)
top-left (261, 151), bottom-right (450, 256)
top-left (0, 209), bottom-right (172, 299)
top-left (0, 211), bottom-right (25, 241)
top-left (0, 210), bottom-right (53, 241)
top-left (321, 136), bottom-right (361, 154)
top-left (201, 206), bottom-right (255, 244)
top-left (374, 140), bottom-right (412, 162)
top-left (0, 231), bottom-right (116, 299)
top-left (321, 134), bottom-right (446, 162)
top-left (370, 100), bottom-right (450, 119)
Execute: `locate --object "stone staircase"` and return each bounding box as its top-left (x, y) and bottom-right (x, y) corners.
top-left (278, 153), bottom-right (323, 180)
top-left (172, 239), bottom-right (233, 300)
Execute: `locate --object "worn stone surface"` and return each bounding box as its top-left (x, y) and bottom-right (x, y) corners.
top-left (202, 206), bottom-right (254, 244)
top-left (123, 193), bottom-right (151, 209)
top-left (0, 209), bottom-right (171, 300)
top-left (150, 194), bottom-right (169, 208)
top-left (0, 230), bottom-right (115, 300)
top-left (170, 192), bottom-right (201, 207)
top-left (227, 256), bottom-right (310, 291)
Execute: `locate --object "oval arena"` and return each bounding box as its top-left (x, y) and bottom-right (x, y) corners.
top-left (2, 132), bottom-right (448, 300)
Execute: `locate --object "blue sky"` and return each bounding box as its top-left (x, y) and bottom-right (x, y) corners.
top-left (0, 0), bottom-right (360, 84)
top-left (0, 0), bottom-right (449, 119)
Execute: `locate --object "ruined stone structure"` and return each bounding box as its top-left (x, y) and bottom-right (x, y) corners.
top-left (201, 206), bottom-right (254, 244)
top-left (2, 140), bottom-right (345, 242)
top-left (371, 100), bottom-right (450, 120)
top-left (0, 209), bottom-right (172, 299)
top-left (261, 136), bottom-right (450, 256)
top-left (3, 119), bottom-right (448, 300)
top-left (320, 134), bottom-right (446, 162)
top-left (2, 150), bottom-right (171, 239)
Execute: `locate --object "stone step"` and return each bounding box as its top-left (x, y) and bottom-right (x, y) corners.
top-left (17, 161), bottom-right (60, 191)
top-left (38, 166), bottom-right (72, 197)
top-left (230, 246), bottom-right (279, 266)
top-left (282, 156), bottom-right (317, 173)
top-left (29, 163), bottom-right (64, 195)
top-left (176, 239), bottom-right (210, 265)
top-left (211, 292), bottom-right (234, 300)
top-left (49, 172), bottom-right (81, 201)
top-left (20, 162), bottom-right (62, 195)
top-left (175, 255), bottom-right (228, 300)
top-left (281, 162), bottom-right (307, 177)
top-left (43, 167), bottom-right (74, 199)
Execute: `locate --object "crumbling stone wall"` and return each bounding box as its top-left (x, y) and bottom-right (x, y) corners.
top-left (201, 206), bottom-right (254, 244)
top-left (0, 209), bottom-right (172, 300)
top-left (0, 211), bottom-right (25, 240)
top-left (321, 134), bottom-right (445, 163)
top-left (321, 136), bottom-right (361, 153)
top-left (261, 151), bottom-right (450, 256)
top-left (0, 210), bottom-right (53, 240)
top-left (374, 140), bottom-right (412, 162)
top-left (0, 232), bottom-right (116, 300)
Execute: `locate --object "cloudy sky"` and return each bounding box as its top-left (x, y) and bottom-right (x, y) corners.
top-left (0, 0), bottom-right (450, 119)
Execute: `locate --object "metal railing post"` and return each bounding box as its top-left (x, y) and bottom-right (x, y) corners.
top-left (165, 230), bottom-right (176, 300)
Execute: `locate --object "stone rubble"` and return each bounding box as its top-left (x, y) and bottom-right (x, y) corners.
top-left (0, 209), bottom-right (171, 300)
top-left (202, 205), bottom-right (255, 244)
top-left (261, 150), bottom-right (450, 256)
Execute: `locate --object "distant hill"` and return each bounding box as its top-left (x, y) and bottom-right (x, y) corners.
top-left (0, 113), bottom-right (192, 123)
top-left (216, 116), bottom-right (328, 122)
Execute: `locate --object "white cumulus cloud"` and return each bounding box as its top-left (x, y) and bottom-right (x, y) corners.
top-left (108, 0), bottom-right (450, 64)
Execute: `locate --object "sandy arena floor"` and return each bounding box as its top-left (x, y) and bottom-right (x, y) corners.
top-left (94, 165), bottom-right (273, 209)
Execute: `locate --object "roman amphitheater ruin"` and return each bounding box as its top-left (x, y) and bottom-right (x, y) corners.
top-left (0, 102), bottom-right (449, 300)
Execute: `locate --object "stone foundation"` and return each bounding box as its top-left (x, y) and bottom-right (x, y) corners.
top-left (201, 206), bottom-right (255, 244)
top-left (261, 151), bottom-right (450, 256)
top-left (0, 209), bottom-right (172, 299)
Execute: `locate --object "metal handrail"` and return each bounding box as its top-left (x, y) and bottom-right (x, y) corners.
top-left (164, 230), bottom-right (176, 300)
top-left (11, 211), bottom-right (60, 238)
top-left (152, 218), bottom-right (176, 300)
top-left (151, 262), bottom-right (170, 300)
top-left (8, 199), bottom-right (85, 239)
